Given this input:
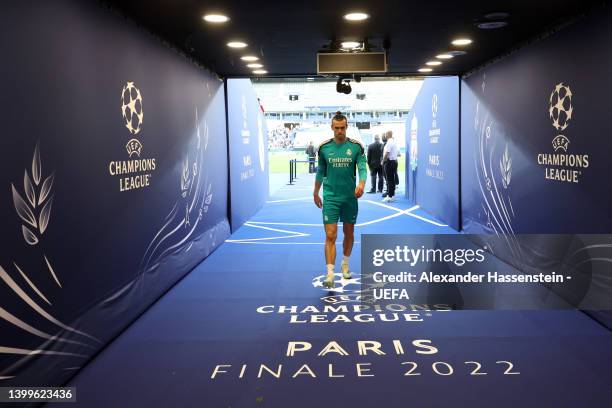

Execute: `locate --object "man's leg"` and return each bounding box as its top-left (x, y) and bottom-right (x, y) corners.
top-left (341, 223), bottom-right (354, 279)
top-left (339, 198), bottom-right (358, 279)
top-left (381, 163), bottom-right (388, 197)
top-left (376, 166), bottom-right (384, 192)
top-left (342, 223), bottom-right (354, 257)
top-left (368, 168), bottom-right (376, 193)
top-left (323, 223), bottom-right (338, 287)
top-left (385, 161), bottom-right (396, 201)
top-left (389, 161), bottom-right (397, 198)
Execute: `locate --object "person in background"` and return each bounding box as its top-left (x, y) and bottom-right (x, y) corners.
top-left (382, 130), bottom-right (399, 203)
top-left (306, 140), bottom-right (316, 173)
top-left (381, 132), bottom-right (388, 197)
top-left (366, 134), bottom-right (384, 193)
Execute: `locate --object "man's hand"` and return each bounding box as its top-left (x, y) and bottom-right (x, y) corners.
top-left (314, 192), bottom-right (323, 208)
top-left (355, 184), bottom-right (364, 198)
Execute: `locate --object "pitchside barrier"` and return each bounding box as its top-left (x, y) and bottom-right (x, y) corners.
top-left (288, 159), bottom-right (312, 185)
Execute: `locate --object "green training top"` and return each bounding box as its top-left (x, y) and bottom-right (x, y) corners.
top-left (316, 137), bottom-right (367, 199)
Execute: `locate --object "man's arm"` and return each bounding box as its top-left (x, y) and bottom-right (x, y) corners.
top-left (313, 180), bottom-right (322, 208)
top-left (355, 146), bottom-right (367, 198)
top-left (313, 150), bottom-right (326, 208)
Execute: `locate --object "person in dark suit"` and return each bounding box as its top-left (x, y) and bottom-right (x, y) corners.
top-left (305, 140), bottom-right (316, 173)
top-left (366, 135), bottom-right (384, 193)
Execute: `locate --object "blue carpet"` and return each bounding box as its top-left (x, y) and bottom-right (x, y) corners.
top-left (48, 174), bottom-right (612, 407)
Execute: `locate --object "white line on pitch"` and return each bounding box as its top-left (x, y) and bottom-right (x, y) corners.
top-left (405, 212), bottom-right (448, 227)
top-left (226, 241), bottom-right (362, 245)
top-left (225, 222), bottom-right (309, 242)
top-left (356, 212), bottom-right (405, 226)
top-left (248, 221), bottom-right (321, 227)
top-left (244, 222), bottom-right (309, 235)
top-left (266, 197), bottom-right (312, 203)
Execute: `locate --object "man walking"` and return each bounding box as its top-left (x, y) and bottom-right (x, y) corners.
top-left (367, 135), bottom-right (384, 193)
top-left (382, 131), bottom-right (399, 203)
top-left (313, 112), bottom-right (367, 288)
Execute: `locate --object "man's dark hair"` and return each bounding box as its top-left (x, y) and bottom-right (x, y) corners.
top-left (332, 111), bottom-right (347, 124)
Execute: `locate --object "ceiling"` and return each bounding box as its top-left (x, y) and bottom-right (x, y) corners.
top-left (104, 0), bottom-right (604, 78)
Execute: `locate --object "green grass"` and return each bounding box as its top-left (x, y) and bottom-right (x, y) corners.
top-left (268, 150), bottom-right (405, 174)
top-left (268, 150), bottom-right (310, 173)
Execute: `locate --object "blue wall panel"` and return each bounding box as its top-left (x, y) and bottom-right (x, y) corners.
top-left (227, 79), bottom-right (269, 232)
top-left (0, 0), bottom-right (230, 386)
top-left (460, 6), bottom-right (612, 327)
top-left (406, 77), bottom-right (460, 230)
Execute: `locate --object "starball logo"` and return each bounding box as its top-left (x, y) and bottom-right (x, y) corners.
top-left (122, 82), bottom-right (144, 158)
top-left (410, 115), bottom-right (418, 172)
top-left (108, 81), bottom-right (157, 192)
top-left (429, 94), bottom-right (440, 143)
top-left (121, 82), bottom-right (144, 135)
top-left (537, 83), bottom-right (589, 183)
top-left (432, 94), bottom-right (438, 119)
top-left (549, 84), bottom-right (572, 132)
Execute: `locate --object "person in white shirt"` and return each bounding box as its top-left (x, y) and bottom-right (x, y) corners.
top-left (382, 131), bottom-right (399, 202)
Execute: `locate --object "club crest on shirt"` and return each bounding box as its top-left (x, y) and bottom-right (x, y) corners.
top-left (346, 148), bottom-right (352, 156)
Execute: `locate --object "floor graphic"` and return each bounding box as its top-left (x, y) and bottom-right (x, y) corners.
top-left (50, 175), bottom-right (612, 407)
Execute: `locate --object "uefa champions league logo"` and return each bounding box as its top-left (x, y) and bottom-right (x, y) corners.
top-left (430, 94), bottom-right (439, 132)
top-left (110, 82), bottom-right (157, 191)
top-left (537, 82), bottom-right (588, 183)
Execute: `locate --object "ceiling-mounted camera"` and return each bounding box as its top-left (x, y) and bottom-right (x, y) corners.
top-left (336, 77), bottom-right (352, 94)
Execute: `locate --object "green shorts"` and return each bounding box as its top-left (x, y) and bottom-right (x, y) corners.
top-left (322, 197), bottom-right (358, 224)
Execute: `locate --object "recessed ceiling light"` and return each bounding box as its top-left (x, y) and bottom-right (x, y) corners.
top-left (477, 21), bottom-right (508, 29)
top-left (436, 54), bottom-right (453, 59)
top-left (247, 63), bottom-right (263, 68)
top-left (203, 14), bottom-right (229, 23)
top-left (227, 41), bottom-right (247, 48)
top-left (241, 56), bottom-right (259, 61)
top-left (418, 68), bottom-right (433, 73)
top-left (307, 78), bottom-right (314, 81)
top-left (484, 12), bottom-right (510, 20)
top-left (341, 41), bottom-right (361, 49)
top-left (344, 12), bottom-right (369, 21)
top-left (252, 70), bottom-right (268, 75)
top-left (426, 61), bottom-right (442, 66)
top-left (447, 50), bottom-right (467, 56)
top-left (452, 38), bottom-right (472, 46)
